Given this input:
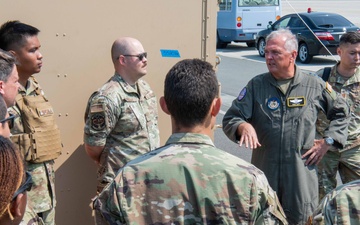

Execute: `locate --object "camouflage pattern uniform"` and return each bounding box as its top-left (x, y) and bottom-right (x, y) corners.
top-left (316, 65), bottom-right (360, 200)
top-left (307, 179), bottom-right (360, 225)
top-left (20, 205), bottom-right (45, 225)
top-left (84, 73), bottom-right (160, 192)
top-left (9, 77), bottom-right (56, 225)
top-left (94, 133), bottom-right (288, 225)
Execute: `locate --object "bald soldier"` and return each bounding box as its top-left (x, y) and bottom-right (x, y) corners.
top-left (84, 37), bottom-right (160, 192)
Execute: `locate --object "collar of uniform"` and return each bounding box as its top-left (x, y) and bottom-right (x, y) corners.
top-left (266, 65), bottom-right (299, 87)
top-left (114, 73), bottom-right (151, 98)
top-left (113, 73), bottom-right (139, 94)
top-left (330, 63), bottom-right (360, 86)
top-left (18, 76), bottom-right (40, 95)
top-left (165, 133), bottom-right (215, 147)
top-left (289, 65), bottom-right (305, 87)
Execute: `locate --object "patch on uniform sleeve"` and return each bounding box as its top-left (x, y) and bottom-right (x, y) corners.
top-left (90, 104), bottom-right (106, 131)
top-left (237, 87), bottom-right (247, 101)
top-left (325, 82), bottom-right (333, 93)
top-left (325, 82), bottom-right (337, 100)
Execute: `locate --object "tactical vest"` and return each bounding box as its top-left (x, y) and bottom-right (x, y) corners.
top-left (10, 81), bottom-right (62, 163)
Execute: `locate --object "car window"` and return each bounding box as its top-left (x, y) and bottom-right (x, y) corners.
top-left (274, 17), bottom-right (291, 29)
top-left (288, 17), bottom-right (305, 28)
top-left (310, 15), bottom-right (355, 28)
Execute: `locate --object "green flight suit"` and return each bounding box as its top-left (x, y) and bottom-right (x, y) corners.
top-left (223, 66), bottom-right (350, 225)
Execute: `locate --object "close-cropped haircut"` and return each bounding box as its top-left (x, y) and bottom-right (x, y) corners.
top-left (339, 31), bottom-right (360, 46)
top-left (0, 49), bottom-right (16, 82)
top-left (0, 95), bottom-right (7, 121)
top-left (0, 20), bottom-right (40, 51)
top-left (0, 136), bottom-right (24, 218)
top-left (164, 59), bottom-right (218, 128)
top-left (266, 28), bottom-right (298, 53)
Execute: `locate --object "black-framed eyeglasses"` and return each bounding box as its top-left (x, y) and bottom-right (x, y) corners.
top-left (0, 113), bottom-right (18, 129)
top-left (122, 52), bottom-right (147, 61)
top-left (12, 171), bottom-right (33, 201)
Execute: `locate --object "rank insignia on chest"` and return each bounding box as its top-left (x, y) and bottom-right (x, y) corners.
top-left (267, 97), bottom-right (280, 110)
top-left (287, 96), bottom-right (305, 107)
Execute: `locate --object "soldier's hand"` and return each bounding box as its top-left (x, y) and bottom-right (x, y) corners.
top-left (237, 123), bottom-right (261, 149)
top-left (302, 139), bottom-right (330, 166)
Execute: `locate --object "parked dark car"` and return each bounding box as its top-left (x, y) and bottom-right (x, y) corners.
top-left (255, 11), bottom-right (360, 63)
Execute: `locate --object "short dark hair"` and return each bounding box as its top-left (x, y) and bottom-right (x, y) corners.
top-left (0, 20), bottom-right (40, 51)
top-left (164, 59), bottom-right (218, 127)
top-left (339, 31), bottom-right (360, 46)
top-left (0, 49), bottom-right (16, 82)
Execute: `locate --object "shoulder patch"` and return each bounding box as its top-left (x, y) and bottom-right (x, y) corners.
top-left (91, 112), bottom-right (106, 131)
top-left (325, 82), bottom-right (336, 100)
top-left (325, 82), bottom-right (332, 93)
top-left (237, 87), bottom-right (247, 101)
top-left (89, 104), bottom-right (106, 131)
top-left (90, 104), bottom-right (104, 113)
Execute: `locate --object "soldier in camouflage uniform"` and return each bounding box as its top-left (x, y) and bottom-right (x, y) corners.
top-left (94, 59), bottom-right (288, 225)
top-left (307, 179), bottom-right (360, 225)
top-left (0, 21), bottom-right (60, 225)
top-left (84, 37), bottom-right (160, 192)
top-left (20, 207), bottom-right (45, 225)
top-left (316, 32), bottom-right (360, 200)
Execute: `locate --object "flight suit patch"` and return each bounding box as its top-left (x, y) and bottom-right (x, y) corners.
top-left (287, 96), bottom-right (305, 107)
top-left (237, 87), bottom-right (247, 101)
top-left (267, 97), bottom-right (280, 110)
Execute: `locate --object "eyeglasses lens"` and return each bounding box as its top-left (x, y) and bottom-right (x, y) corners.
top-left (138, 52), bottom-right (147, 60)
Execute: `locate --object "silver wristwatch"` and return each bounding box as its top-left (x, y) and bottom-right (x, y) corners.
top-left (324, 137), bottom-right (334, 146)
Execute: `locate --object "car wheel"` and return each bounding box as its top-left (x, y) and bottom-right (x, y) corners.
top-left (298, 43), bottom-right (313, 64)
top-left (246, 41), bottom-right (255, 48)
top-left (257, 38), bottom-right (266, 57)
top-left (216, 32), bottom-right (228, 49)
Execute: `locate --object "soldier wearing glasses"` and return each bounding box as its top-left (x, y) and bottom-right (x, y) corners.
top-left (84, 37), bottom-right (160, 193)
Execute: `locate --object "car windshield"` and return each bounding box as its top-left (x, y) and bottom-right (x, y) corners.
top-left (310, 15), bottom-right (356, 28)
top-left (239, 0), bottom-right (279, 6)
